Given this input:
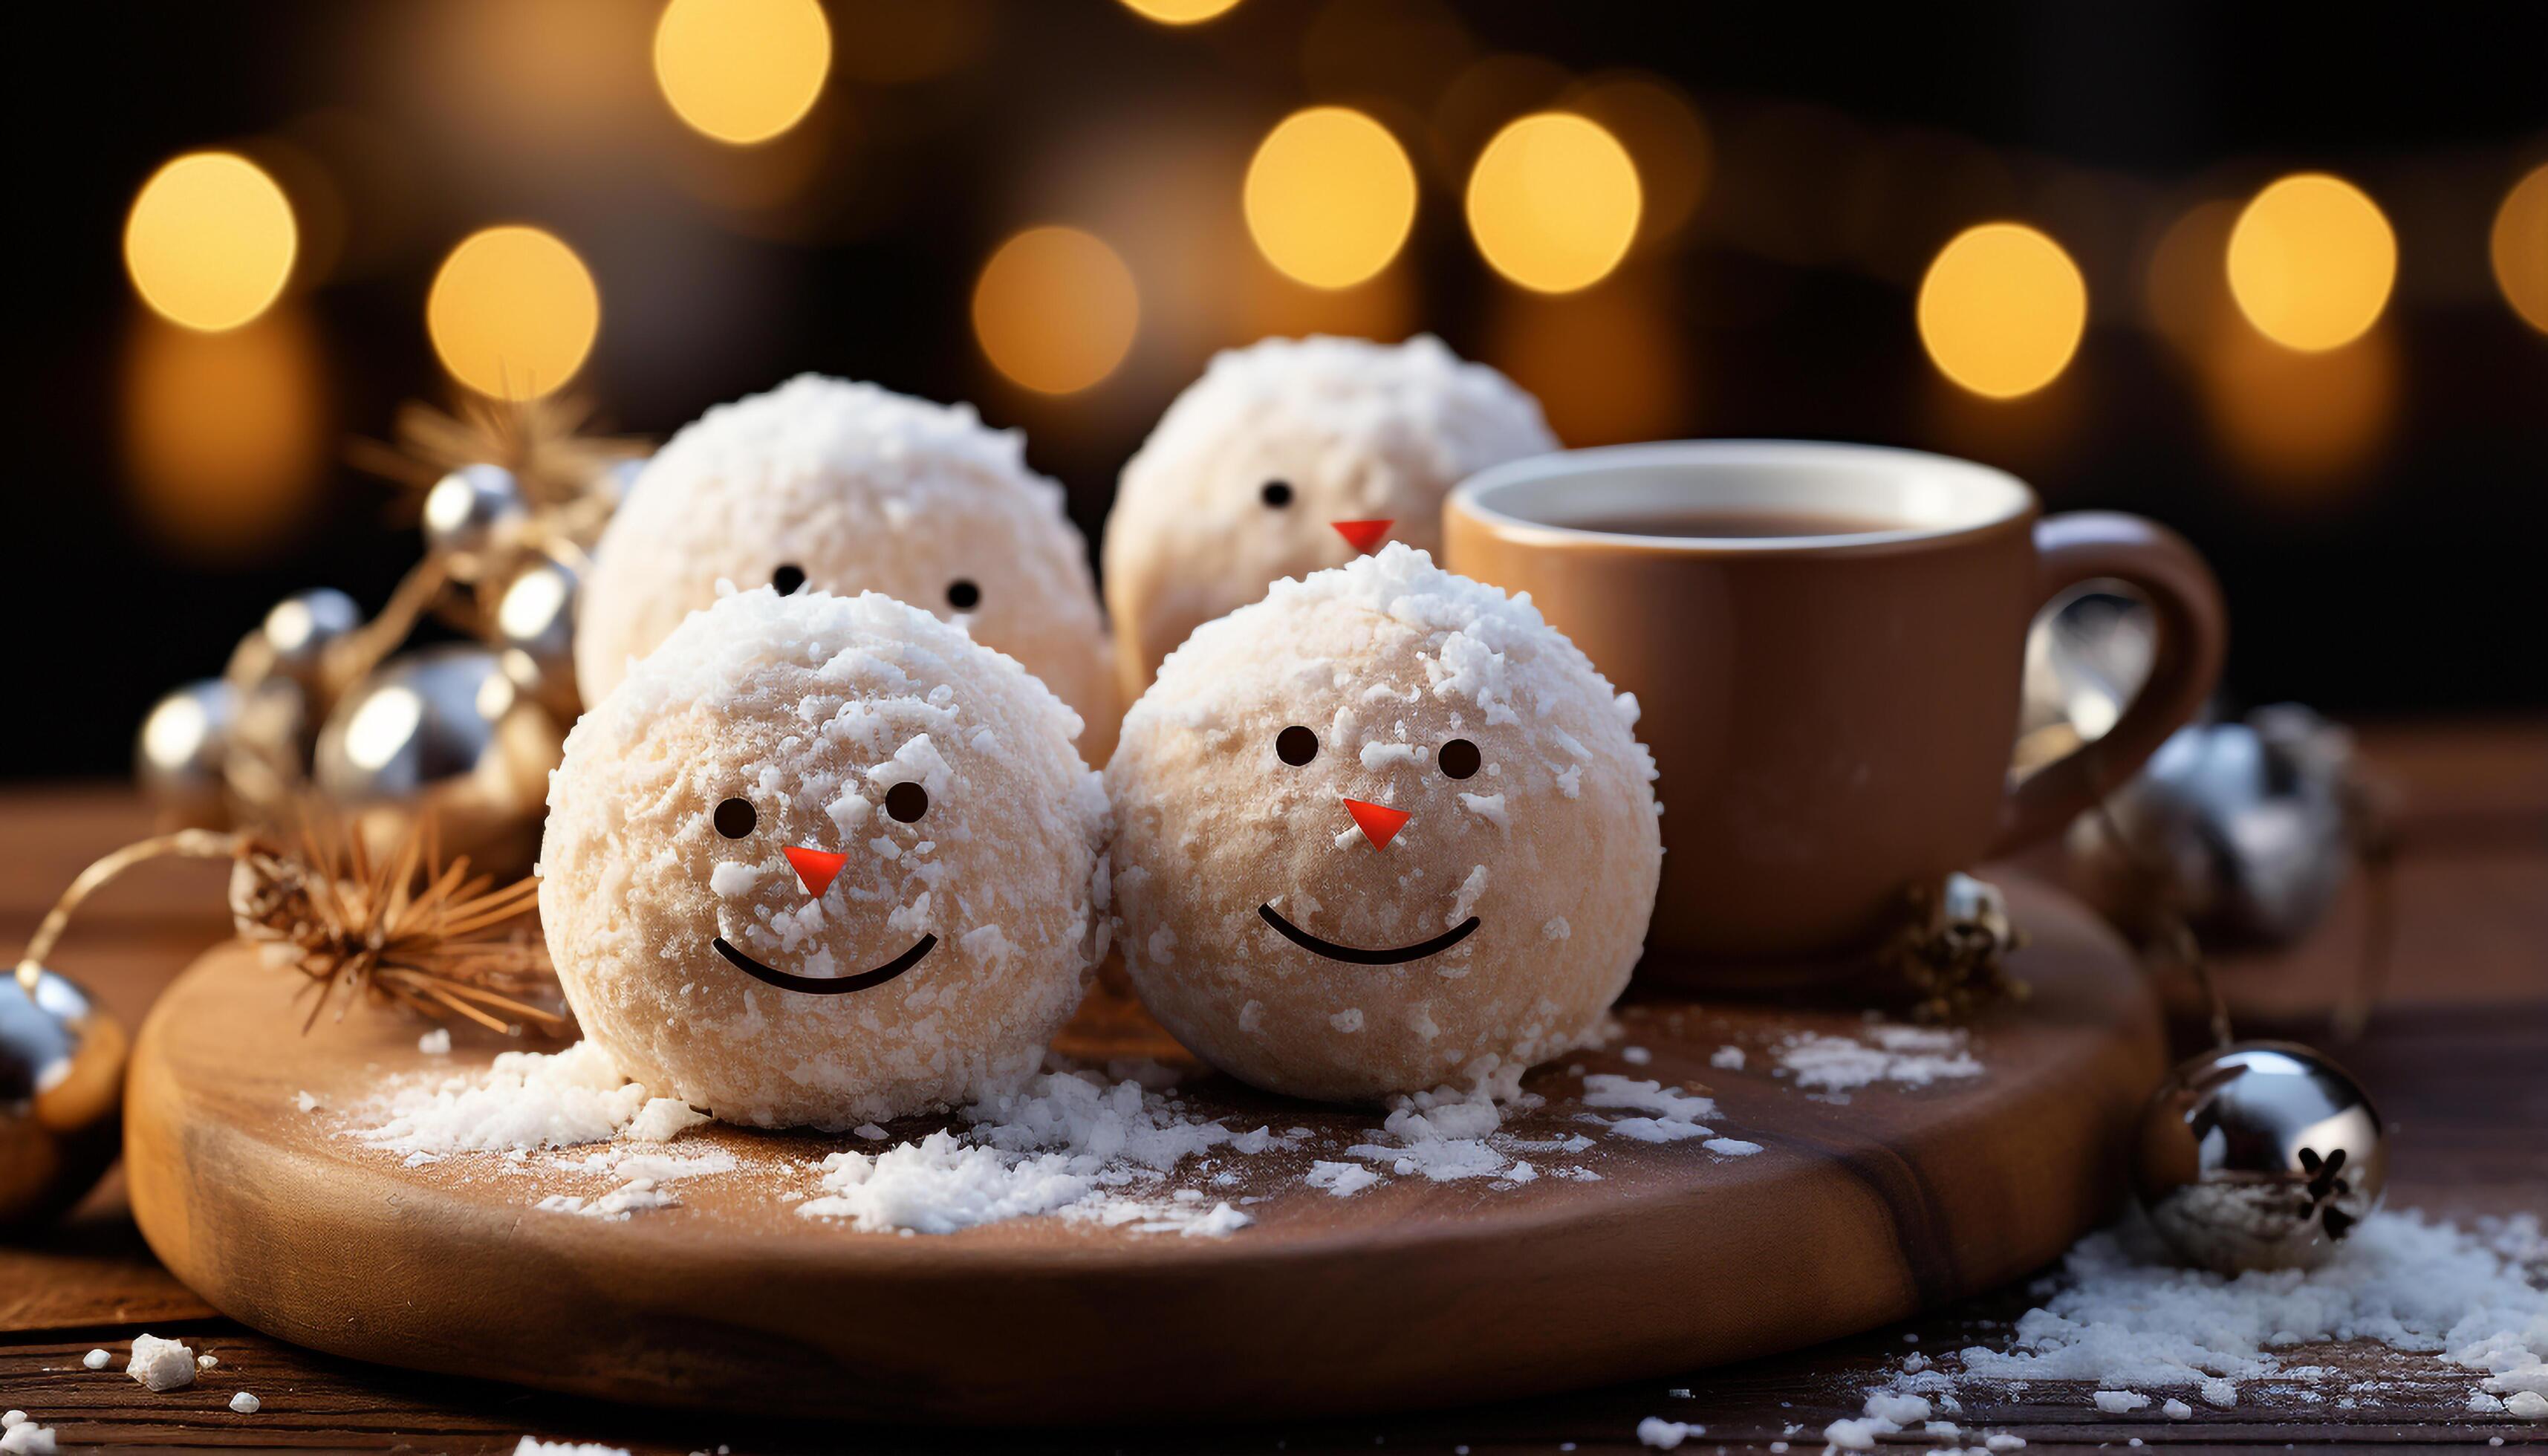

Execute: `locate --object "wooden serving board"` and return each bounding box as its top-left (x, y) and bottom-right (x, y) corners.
top-left (125, 874), bottom-right (2161, 1425)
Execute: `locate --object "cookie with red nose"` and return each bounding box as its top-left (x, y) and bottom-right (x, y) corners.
top-left (1105, 543), bottom-right (1662, 1103)
top-left (541, 586), bottom-right (1108, 1130)
top-left (1101, 334), bottom-right (1557, 702)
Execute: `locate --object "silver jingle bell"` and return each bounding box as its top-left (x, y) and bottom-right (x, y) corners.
top-left (422, 464), bottom-right (530, 566)
top-left (2, 963), bottom-right (129, 1229)
top-left (492, 550), bottom-right (581, 721)
top-left (134, 678), bottom-right (238, 829)
top-left (2066, 704), bottom-right (2356, 945)
top-left (312, 645), bottom-right (563, 871)
top-left (2133, 1040), bottom-right (2386, 1275)
top-left (256, 587), bottom-right (363, 692)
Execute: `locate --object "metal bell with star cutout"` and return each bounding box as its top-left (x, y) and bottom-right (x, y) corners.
top-left (2133, 1040), bottom-right (2386, 1274)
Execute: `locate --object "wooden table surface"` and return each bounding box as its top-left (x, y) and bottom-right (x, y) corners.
top-left (4, 718), bottom-right (2543, 1454)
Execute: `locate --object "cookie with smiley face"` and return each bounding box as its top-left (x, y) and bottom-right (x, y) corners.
top-left (576, 374), bottom-right (1118, 760)
top-left (1106, 543), bottom-right (1661, 1102)
top-left (1102, 335), bottom-right (1556, 703)
top-left (540, 586), bottom-right (1108, 1129)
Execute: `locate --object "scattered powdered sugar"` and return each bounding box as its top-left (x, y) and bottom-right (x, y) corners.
top-left (0, 1418), bottom-right (56, 1456)
top-left (1837, 1209), bottom-right (2548, 1439)
top-left (126, 1333), bottom-right (196, 1391)
top-left (798, 1067), bottom-right (1288, 1235)
top-left (1636, 1415), bottom-right (1701, 1448)
top-left (1307, 1160), bottom-right (1384, 1197)
top-left (227, 1391), bottom-right (260, 1414)
top-left (416, 1027), bottom-right (451, 1056)
top-left (339, 1039), bottom-right (732, 1219)
top-left (1775, 1022), bottom-right (1984, 1098)
top-left (513, 1441), bottom-right (631, 1456)
top-left (1709, 1045), bottom-right (1746, 1071)
top-left (357, 1041), bottom-right (672, 1155)
top-left (80, 1349), bottom-right (108, 1370)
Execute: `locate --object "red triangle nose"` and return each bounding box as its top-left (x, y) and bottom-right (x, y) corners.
top-left (1331, 519), bottom-right (1393, 554)
top-left (1343, 798), bottom-right (1411, 851)
top-left (784, 845), bottom-right (849, 897)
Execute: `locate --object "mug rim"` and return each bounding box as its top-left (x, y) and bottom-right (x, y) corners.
top-left (1450, 439), bottom-right (2038, 554)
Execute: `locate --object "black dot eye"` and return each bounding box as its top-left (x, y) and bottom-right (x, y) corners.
top-left (946, 579), bottom-right (981, 611)
top-left (772, 564), bottom-right (807, 595)
top-left (1261, 480), bottom-right (1293, 508)
top-left (1275, 725), bottom-right (1319, 767)
top-left (712, 797), bottom-right (758, 839)
top-left (885, 781), bottom-right (929, 823)
top-left (1438, 738), bottom-right (1482, 780)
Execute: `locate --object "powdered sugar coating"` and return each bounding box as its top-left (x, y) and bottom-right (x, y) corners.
top-left (1108, 544), bottom-right (1660, 1101)
top-left (576, 374), bottom-right (1117, 758)
top-left (1102, 335), bottom-right (1555, 698)
top-left (542, 588), bottom-right (1108, 1129)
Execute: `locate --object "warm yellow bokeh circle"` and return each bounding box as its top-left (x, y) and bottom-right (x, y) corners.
top-left (2491, 163), bottom-right (2548, 336)
top-left (1120, 0), bottom-right (1242, 23)
top-left (426, 226), bottom-right (601, 400)
top-left (654, 0), bottom-right (833, 145)
top-left (1917, 223), bottom-right (2089, 400)
top-left (2226, 173), bottom-right (2396, 353)
top-left (1244, 108), bottom-right (1417, 290)
top-left (1466, 112), bottom-right (1642, 294)
top-left (124, 152), bottom-right (299, 332)
top-left (972, 226), bottom-right (1140, 395)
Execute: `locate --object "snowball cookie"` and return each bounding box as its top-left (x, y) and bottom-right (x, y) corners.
top-left (1108, 543), bottom-right (1661, 1102)
top-left (576, 374), bottom-right (1118, 761)
top-left (541, 586), bottom-right (1109, 1129)
top-left (1102, 334), bottom-right (1556, 702)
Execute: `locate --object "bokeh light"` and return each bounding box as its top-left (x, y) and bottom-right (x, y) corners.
top-left (2492, 162), bottom-right (2548, 335)
top-left (1244, 108), bottom-right (1417, 290)
top-left (123, 310), bottom-right (326, 562)
top-left (2226, 173), bottom-right (2396, 352)
top-left (1561, 74), bottom-right (1711, 249)
top-left (123, 152), bottom-right (298, 332)
top-left (654, 0), bottom-right (833, 145)
top-left (1466, 111), bottom-right (1642, 293)
top-left (426, 225), bottom-right (601, 400)
top-left (972, 226), bottom-right (1140, 394)
top-left (1119, 0), bottom-right (1241, 24)
top-left (1917, 223), bottom-right (2087, 399)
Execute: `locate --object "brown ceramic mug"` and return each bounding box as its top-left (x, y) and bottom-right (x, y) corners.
top-left (1443, 441), bottom-right (2225, 969)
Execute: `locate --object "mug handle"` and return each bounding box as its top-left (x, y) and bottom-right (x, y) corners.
top-left (1989, 511), bottom-right (2227, 857)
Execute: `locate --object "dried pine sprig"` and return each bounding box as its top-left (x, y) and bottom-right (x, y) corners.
top-left (233, 816), bottom-right (561, 1034)
top-left (348, 390), bottom-right (645, 514)
top-left (16, 815), bottom-right (561, 1035)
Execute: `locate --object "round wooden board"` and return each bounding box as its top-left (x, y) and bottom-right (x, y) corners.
top-left (126, 874), bottom-right (2160, 1425)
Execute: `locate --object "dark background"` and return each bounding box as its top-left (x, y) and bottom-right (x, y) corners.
top-left (8, 1), bottom-right (2545, 779)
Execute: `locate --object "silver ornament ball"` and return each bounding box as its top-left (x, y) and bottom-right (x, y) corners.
top-left (491, 550), bottom-right (581, 721)
top-left (2134, 1040), bottom-right (2386, 1275)
top-left (134, 678), bottom-right (238, 828)
top-left (313, 644), bottom-right (563, 871)
top-left (2, 964), bottom-right (128, 1229)
top-left (2067, 705), bottom-right (2356, 944)
top-left (256, 587), bottom-right (362, 689)
top-left (422, 464), bottom-right (530, 563)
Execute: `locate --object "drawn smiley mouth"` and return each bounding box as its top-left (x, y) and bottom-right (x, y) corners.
top-left (711, 935), bottom-right (936, 995)
top-left (1257, 905), bottom-right (1480, 966)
